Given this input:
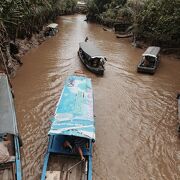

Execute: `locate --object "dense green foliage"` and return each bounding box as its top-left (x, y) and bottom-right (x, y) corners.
top-left (0, 0), bottom-right (77, 40)
top-left (0, 0), bottom-right (77, 72)
top-left (87, 0), bottom-right (180, 46)
top-left (138, 0), bottom-right (180, 45)
top-left (87, 0), bottom-right (127, 23)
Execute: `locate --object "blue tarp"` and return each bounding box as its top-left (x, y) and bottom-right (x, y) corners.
top-left (49, 76), bottom-right (95, 141)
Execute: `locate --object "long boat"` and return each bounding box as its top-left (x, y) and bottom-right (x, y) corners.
top-left (78, 41), bottom-right (107, 75)
top-left (0, 73), bottom-right (22, 180)
top-left (41, 75), bottom-right (95, 180)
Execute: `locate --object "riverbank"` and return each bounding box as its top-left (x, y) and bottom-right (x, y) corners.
top-left (0, 0), bottom-right (78, 76)
top-left (0, 24), bottom-right (58, 77)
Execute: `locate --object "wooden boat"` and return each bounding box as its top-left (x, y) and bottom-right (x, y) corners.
top-left (116, 32), bottom-right (133, 38)
top-left (78, 41), bottom-right (107, 75)
top-left (44, 23), bottom-right (59, 37)
top-left (0, 73), bottom-right (22, 180)
top-left (137, 46), bottom-right (160, 74)
top-left (41, 75), bottom-right (95, 180)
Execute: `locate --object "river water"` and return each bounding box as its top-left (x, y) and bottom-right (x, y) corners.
top-left (12, 14), bottom-right (180, 180)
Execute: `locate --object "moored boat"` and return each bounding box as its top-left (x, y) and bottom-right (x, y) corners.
top-left (78, 41), bottom-right (107, 75)
top-left (137, 46), bottom-right (160, 74)
top-left (116, 32), bottom-right (133, 38)
top-left (44, 23), bottom-right (59, 37)
top-left (41, 75), bottom-right (95, 180)
top-left (0, 73), bottom-right (22, 180)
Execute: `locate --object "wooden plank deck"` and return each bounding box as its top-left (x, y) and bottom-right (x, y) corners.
top-left (0, 168), bottom-right (14, 180)
top-left (47, 155), bottom-right (87, 180)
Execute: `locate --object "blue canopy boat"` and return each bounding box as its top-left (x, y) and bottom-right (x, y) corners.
top-left (41, 75), bottom-right (95, 180)
top-left (0, 73), bottom-right (22, 180)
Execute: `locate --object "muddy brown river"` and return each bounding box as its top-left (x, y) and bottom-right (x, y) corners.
top-left (12, 15), bottom-right (180, 180)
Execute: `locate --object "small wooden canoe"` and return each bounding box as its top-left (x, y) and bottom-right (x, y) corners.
top-left (116, 33), bottom-right (133, 38)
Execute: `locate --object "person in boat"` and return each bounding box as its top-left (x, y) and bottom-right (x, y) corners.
top-left (85, 36), bottom-right (88, 42)
top-left (92, 59), bottom-right (98, 67)
top-left (0, 134), bottom-right (11, 163)
top-left (142, 57), bottom-right (151, 67)
top-left (63, 136), bottom-right (88, 161)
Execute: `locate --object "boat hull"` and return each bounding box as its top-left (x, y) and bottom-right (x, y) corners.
top-left (78, 50), bottom-right (104, 75)
top-left (116, 33), bottom-right (133, 38)
top-left (137, 59), bottom-right (159, 75)
top-left (137, 66), bottom-right (156, 74)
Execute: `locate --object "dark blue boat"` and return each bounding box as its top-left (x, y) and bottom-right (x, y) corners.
top-left (41, 75), bottom-right (95, 180)
top-left (0, 73), bottom-right (22, 180)
top-left (78, 41), bottom-right (107, 75)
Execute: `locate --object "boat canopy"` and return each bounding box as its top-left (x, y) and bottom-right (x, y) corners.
top-left (79, 42), bottom-right (105, 58)
top-left (47, 23), bottom-right (58, 29)
top-left (0, 73), bottom-right (18, 135)
top-left (142, 46), bottom-right (160, 58)
top-left (49, 75), bottom-right (95, 141)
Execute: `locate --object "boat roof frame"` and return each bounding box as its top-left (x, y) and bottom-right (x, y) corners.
top-left (79, 42), bottom-right (106, 58)
top-left (47, 23), bottom-right (58, 29)
top-left (142, 46), bottom-right (160, 58)
top-left (48, 75), bottom-right (95, 141)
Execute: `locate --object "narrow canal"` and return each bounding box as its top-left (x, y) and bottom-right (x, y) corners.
top-left (12, 14), bottom-right (180, 180)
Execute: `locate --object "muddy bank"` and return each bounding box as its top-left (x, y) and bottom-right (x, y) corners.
top-left (15, 29), bottom-right (47, 74)
top-left (0, 25), bottom-right (58, 77)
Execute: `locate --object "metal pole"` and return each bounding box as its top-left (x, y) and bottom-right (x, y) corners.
top-left (67, 160), bottom-right (83, 172)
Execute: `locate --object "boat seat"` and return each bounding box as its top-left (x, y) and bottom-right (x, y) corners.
top-left (7, 156), bottom-right (15, 163)
top-left (48, 135), bottom-right (91, 156)
top-left (46, 171), bottom-right (61, 180)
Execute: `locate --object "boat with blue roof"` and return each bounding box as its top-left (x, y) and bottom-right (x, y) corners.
top-left (41, 74), bottom-right (95, 180)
